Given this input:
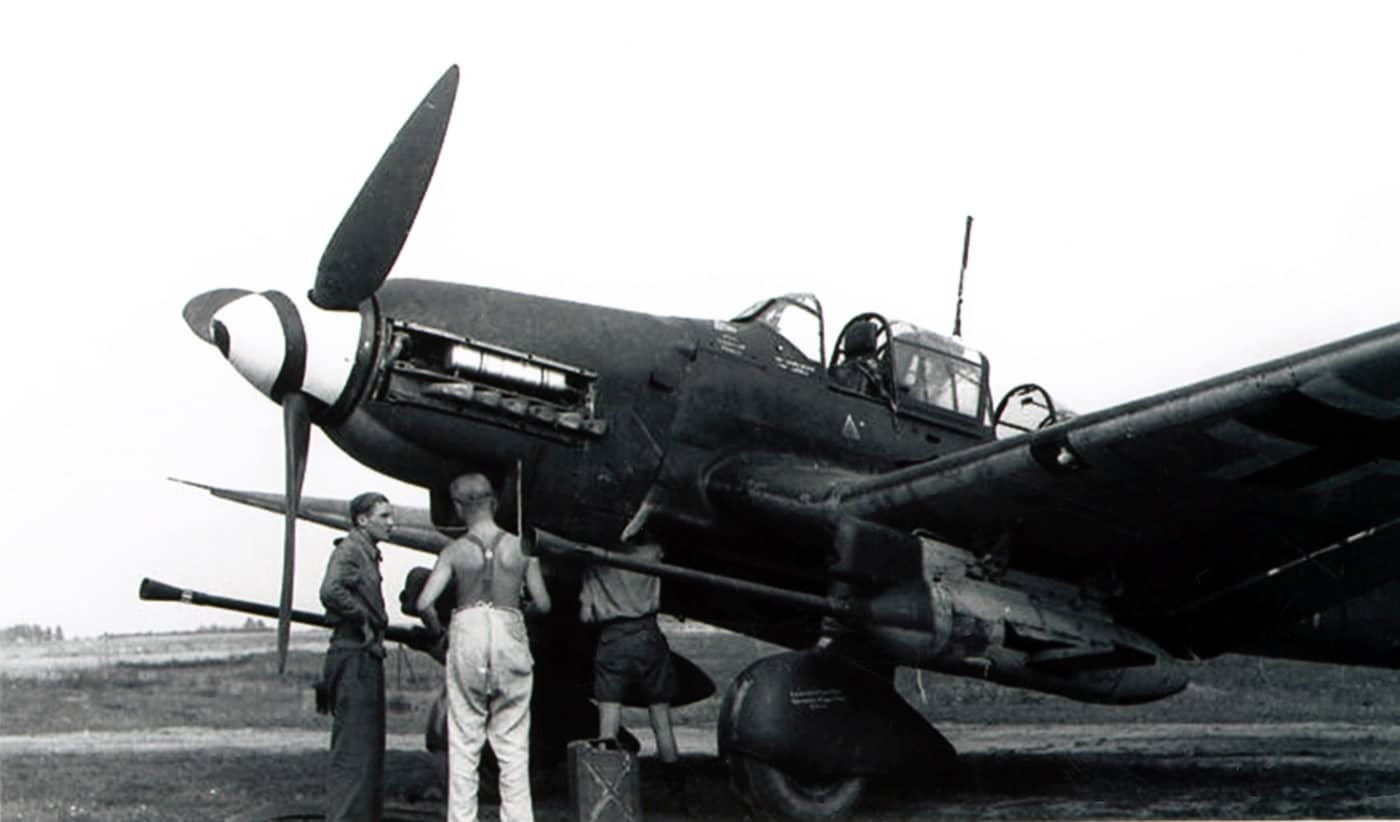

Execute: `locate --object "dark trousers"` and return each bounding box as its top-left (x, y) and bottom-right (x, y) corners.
top-left (325, 647), bottom-right (386, 821)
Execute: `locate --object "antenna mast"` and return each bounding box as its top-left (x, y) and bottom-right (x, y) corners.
top-left (952, 215), bottom-right (974, 337)
top-left (516, 459), bottom-right (524, 537)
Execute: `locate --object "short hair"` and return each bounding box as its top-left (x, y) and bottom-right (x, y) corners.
top-left (350, 491), bottom-right (389, 526)
top-left (449, 473), bottom-right (494, 504)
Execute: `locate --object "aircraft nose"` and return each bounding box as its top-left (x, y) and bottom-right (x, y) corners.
top-left (192, 289), bottom-right (365, 407)
top-left (183, 289), bottom-right (250, 346)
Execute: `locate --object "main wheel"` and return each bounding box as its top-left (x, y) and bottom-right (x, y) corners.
top-left (729, 753), bottom-right (866, 820)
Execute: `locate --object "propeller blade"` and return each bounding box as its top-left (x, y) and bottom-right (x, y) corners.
top-left (278, 392), bottom-right (312, 673)
top-left (311, 65), bottom-right (460, 310)
top-left (183, 288), bottom-right (251, 345)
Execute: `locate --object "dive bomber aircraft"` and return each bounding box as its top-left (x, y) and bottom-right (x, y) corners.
top-left (149, 65), bottom-right (1400, 820)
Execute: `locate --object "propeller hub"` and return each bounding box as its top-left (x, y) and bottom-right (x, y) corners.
top-left (199, 289), bottom-right (366, 407)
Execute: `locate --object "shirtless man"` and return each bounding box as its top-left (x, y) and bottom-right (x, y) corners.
top-left (416, 473), bottom-right (551, 822)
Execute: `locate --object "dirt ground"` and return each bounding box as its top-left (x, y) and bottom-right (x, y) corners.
top-left (7, 628), bottom-right (1400, 820)
top-left (8, 722), bottom-right (1400, 819)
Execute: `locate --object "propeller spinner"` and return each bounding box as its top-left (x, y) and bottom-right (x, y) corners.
top-left (184, 66), bottom-right (460, 672)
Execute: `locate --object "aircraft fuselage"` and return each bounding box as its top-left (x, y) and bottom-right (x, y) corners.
top-left (319, 279), bottom-right (993, 647)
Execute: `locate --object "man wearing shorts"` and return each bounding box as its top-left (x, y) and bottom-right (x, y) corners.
top-left (578, 542), bottom-right (681, 776)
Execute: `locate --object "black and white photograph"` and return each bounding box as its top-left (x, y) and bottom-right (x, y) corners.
top-left (6, 2), bottom-right (1400, 820)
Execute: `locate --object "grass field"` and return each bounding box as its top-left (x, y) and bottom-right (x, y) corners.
top-left (7, 626), bottom-right (1400, 820)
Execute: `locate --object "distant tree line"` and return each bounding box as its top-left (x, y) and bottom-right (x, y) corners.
top-left (1, 624), bottom-right (64, 644)
top-left (1, 619), bottom-right (272, 643)
top-left (206, 617), bottom-right (271, 633)
top-left (96, 618), bottom-right (275, 639)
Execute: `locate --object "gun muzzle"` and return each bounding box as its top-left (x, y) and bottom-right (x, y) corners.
top-left (138, 577), bottom-right (439, 655)
top-left (139, 578), bottom-right (194, 603)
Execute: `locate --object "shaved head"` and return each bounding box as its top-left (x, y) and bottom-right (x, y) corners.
top-left (450, 473), bottom-right (495, 522)
top-left (450, 473), bottom-right (493, 502)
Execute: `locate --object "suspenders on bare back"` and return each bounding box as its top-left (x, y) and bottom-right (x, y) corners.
top-left (459, 531), bottom-right (513, 688)
top-left (463, 530), bottom-right (507, 606)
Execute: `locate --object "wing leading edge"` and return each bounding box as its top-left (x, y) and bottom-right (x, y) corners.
top-left (171, 479), bottom-right (451, 554)
top-left (836, 321), bottom-right (1400, 658)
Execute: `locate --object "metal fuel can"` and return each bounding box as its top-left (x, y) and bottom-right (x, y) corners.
top-left (567, 738), bottom-right (643, 822)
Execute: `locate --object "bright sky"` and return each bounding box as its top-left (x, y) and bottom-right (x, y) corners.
top-left (4, 2), bottom-right (1399, 638)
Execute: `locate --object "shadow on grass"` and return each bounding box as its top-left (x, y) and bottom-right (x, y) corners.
top-left (860, 750), bottom-right (1400, 820)
top-left (11, 744), bottom-right (1400, 821)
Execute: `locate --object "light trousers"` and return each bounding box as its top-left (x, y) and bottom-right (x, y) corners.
top-left (447, 605), bottom-right (535, 822)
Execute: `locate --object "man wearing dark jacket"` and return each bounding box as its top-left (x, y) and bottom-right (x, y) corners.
top-left (320, 491), bottom-right (395, 821)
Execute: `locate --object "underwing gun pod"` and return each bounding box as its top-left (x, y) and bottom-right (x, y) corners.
top-left (861, 535), bottom-right (1187, 704)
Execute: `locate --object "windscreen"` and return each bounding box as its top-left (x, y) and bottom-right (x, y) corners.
top-left (732, 294), bottom-right (824, 363)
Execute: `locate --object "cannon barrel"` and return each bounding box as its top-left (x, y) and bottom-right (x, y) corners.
top-left (532, 530), bottom-right (971, 634)
top-left (139, 577), bottom-right (437, 652)
top-left (532, 529), bottom-right (878, 621)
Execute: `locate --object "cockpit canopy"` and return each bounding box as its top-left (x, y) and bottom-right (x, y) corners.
top-left (733, 295), bottom-right (992, 426)
top-left (885, 321), bottom-right (989, 422)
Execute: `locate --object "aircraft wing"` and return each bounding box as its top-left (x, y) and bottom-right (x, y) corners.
top-left (833, 322), bottom-right (1400, 659)
top-left (171, 479), bottom-right (451, 554)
